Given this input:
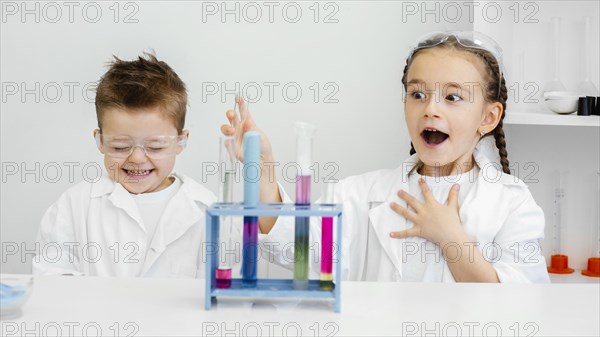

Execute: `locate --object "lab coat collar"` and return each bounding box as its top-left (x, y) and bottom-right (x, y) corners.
top-left (366, 145), bottom-right (518, 278)
top-left (89, 172), bottom-right (215, 207)
top-left (366, 144), bottom-right (519, 203)
top-left (90, 175), bottom-right (144, 227)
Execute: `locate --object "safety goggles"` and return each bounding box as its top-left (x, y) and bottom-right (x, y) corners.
top-left (407, 31), bottom-right (504, 100)
top-left (95, 130), bottom-right (187, 160)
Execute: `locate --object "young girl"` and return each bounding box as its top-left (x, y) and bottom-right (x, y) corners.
top-left (221, 31), bottom-right (550, 283)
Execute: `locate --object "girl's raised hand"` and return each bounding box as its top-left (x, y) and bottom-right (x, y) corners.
top-left (388, 179), bottom-right (464, 245)
top-left (220, 96), bottom-right (274, 163)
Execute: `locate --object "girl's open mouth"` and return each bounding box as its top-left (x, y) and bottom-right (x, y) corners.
top-left (421, 128), bottom-right (449, 147)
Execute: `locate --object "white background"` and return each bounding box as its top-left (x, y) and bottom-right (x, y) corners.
top-left (1, 1), bottom-right (599, 277)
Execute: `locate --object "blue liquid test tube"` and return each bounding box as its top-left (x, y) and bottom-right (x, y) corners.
top-left (242, 132), bottom-right (260, 287)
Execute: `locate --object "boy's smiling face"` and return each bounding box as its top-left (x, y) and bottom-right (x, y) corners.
top-left (94, 106), bottom-right (187, 194)
top-left (404, 47), bottom-right (502, 176)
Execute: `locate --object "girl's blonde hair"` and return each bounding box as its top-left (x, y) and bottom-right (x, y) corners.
top-left (401, 35), bottom-right (510, 174)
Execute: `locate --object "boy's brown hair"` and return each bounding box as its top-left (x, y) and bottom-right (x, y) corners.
top-left (95, 52), bottom-right (187, 134)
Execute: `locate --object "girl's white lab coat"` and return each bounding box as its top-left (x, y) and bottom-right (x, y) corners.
top-left (261, 147), bottom-right (551, 283)
top-left (32, 173), bottom-right (233, 278)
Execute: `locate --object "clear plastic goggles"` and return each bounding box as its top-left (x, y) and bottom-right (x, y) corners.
top-left (95, 130), bottom-right (187, 159)
top-left (407, 31), bottom-right (504, 100)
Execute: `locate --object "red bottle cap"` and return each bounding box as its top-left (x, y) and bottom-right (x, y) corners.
top-left (547, 254), bottom-right (575, 274)
top-left (581, 257), bottom-right (600, 277)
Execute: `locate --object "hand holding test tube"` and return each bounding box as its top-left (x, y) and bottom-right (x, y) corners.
top-left (220, 97), bottom-right (282, 234)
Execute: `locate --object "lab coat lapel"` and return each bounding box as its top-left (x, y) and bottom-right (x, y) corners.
top-left (91, 176), bottom-right (145, 232)
top-left (460, 148), bottom-right (519, 239)
top-left (141, 173), bottom-right (216, 275)
top-left (367, 154), bottom-right (420, 277)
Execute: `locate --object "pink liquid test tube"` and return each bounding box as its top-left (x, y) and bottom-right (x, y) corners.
top-left (216, 268), bottom-right (232, 288)
top-left (320, 179), bottom-right (336, 290)
top-left (216, 136), bottom-right (237, 289)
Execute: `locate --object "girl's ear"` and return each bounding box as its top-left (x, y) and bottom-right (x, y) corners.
top-left (479, 102), bottom-right (503, 136)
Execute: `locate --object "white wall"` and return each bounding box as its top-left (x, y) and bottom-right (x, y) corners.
top-left (474, 1), bottom-right (600, 271)
top-left (0, 1), bottom-right (471, 274)
top-left (1, 1), bottom-right (598, 277)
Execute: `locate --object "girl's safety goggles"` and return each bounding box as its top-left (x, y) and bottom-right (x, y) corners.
top-left (407, 31), bottom-right (504, 100)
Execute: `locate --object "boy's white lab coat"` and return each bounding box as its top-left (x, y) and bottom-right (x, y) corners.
top-left (33, 173), bottom-right (233, 278)
top-left (261, 147), bottom-right (550, 283)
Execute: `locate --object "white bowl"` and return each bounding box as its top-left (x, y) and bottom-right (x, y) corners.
top-left (543, 91), bottom-right (581, 100)
top-left (0, 276), bottom-right (33, 319)
top-left (545, 97), bottom-right (579, 114)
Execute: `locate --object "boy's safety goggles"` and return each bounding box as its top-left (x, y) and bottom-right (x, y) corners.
top-left (407, 31), bottom-right (504, 100)
top-left (95, 130), bottom-right (187, 160)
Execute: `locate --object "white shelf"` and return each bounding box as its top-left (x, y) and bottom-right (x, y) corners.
top-left (549, 270), bottom-right (600, 284)
top-left (505, 111), bottom-right (600, 127)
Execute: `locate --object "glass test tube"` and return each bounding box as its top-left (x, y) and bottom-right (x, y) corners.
top-left (242, 132), bottom-right (261, 287)
top-left (552, 170), bottom-right (565, 255)
top-left (293, 122), bottom-right (317, 290)
top-left (595, 171), bottom-right (600, 257)
top-left (548, 170), bottom-right (574, 274)
top-left (582, 171), bottom-right (600, 277)
top-left (216, 136), bottom-right (237, 289)
top-left (320, 179), bottom-right (336, 290)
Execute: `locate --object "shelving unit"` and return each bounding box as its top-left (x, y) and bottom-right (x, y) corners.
top-left (549, 271), bottom-right (600, 284)
top-left (504, 107), bottom-right (600, 284)
top-left (204, 202), bottom-right (344, 312)
top-left (505, 111), bottom-right (600, 127)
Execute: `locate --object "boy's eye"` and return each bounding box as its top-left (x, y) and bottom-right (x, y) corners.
top-left (145, 142), bottom-right (169, 151)
top-left (446, 94), bottom-right (462, 102)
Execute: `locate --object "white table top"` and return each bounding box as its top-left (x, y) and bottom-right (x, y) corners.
top-left (2, 274), bottom-right (599, 336)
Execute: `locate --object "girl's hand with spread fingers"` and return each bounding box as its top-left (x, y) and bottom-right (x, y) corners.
top-left (389, 178), bottom-right (464, 246)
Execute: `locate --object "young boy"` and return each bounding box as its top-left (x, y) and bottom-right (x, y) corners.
top-left (33, 53), bottom-right (230, 278)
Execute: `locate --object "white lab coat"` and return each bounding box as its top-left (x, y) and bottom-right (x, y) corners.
top-left (33, 173), bottom-right (240, 278)
top-left (260, 146), bottom-right (551, 283)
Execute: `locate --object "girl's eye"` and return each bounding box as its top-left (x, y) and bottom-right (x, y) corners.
top-left (446, 94), bottom-right (462, 102)
top-left (410, 91), bottom-right (426, 100)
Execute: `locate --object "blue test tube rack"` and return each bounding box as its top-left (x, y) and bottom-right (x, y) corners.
top-left (205, 202), bottom-right (343, 313)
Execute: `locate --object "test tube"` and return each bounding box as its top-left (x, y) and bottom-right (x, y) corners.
top-left (547, 170), bottom-right (574, 274)
top-left (582, 171), bottom-right (600, 277)
top-left (294, 122), bottom-right (317, 290)
top-left (594, 172), bottom-right (600, 258)
top-left (216, 136), bottom-right (237, 289)
top-left (553, 171), bottom-right (564, 255)
top-left (320, 179), bottom-right (336, 290)
top-left (241, 132), bottom-right (261, 287)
